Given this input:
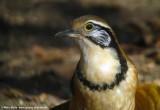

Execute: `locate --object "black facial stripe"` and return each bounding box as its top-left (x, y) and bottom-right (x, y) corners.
top-left (86, 24), bottom-right (112, 48)
top-left (76, 25), bottom-right (128, 91)
top-left (87, 36), bottom-right (107, 48)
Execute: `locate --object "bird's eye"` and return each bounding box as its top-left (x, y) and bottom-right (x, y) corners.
top-left (85, 23), bottom-right (94, 31)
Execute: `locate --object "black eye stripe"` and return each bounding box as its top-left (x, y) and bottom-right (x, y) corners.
top-left (88, 23), bottom-right (113, 37)
top-left (85, 23), bottom-right (113, 48)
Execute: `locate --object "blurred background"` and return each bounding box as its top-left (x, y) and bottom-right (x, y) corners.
top-left (0, 0), bottom-right (160, 109)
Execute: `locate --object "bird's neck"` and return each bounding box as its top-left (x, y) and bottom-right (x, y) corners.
top-left (70, 43), bottom-right (138, 110)
top-left (77, 41), bottom-right (128, 90)
top-left (80, 47), bottom-right (121, 85)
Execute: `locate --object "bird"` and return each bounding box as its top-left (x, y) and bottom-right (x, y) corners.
top-left (51, 15), bottom-right (160, 110)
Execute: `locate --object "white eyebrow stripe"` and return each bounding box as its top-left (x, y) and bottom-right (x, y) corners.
top-left (87, 20), bottom-right (111, 29)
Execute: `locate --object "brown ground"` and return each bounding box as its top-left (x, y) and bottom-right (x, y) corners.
top-left (0, 0), bottom-right (160, 110)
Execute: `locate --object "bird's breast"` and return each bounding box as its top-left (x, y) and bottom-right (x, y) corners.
top-left (80, 47), bottom-right (120, 84)
top-left (71, 61), bottom-right (137, 110)
top-left (71, 78), bottom-right (136, 110)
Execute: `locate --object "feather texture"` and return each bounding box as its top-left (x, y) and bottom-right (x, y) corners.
top-left (135, 83), bottom-right (160, 110)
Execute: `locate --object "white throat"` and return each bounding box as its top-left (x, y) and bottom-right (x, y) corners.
top-left (78, 39), bottom-right (121, 84)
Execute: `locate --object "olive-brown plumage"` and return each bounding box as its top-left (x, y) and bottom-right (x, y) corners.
top-left (51, 15), bottom-right (160, 110)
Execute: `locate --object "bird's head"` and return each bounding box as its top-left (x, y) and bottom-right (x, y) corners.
top-left (55, 15), bottom-right (129, 91)
top-left (55, 15), bottom-right (120, 50)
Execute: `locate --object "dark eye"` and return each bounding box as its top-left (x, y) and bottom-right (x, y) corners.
top-left (85, 23), bottom-right (94, 31)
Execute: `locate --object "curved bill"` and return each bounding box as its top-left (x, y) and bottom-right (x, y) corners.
top-left (54, 29), bottom-right (80, 38)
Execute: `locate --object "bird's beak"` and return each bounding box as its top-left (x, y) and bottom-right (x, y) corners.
top-left (55, 29), bottom-right (80, 38)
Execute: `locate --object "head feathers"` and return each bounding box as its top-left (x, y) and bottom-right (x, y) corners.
top-left (71, 15), bottom-right (111, 30)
